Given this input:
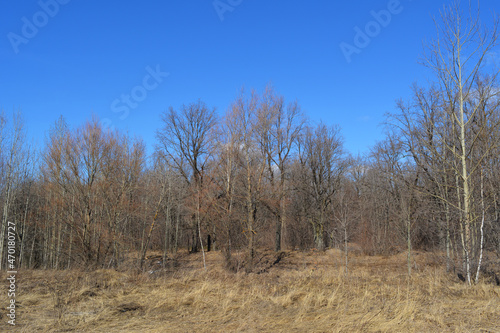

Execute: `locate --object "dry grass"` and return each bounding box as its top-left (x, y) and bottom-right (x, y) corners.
top-left (1, 249), bottom-right (499, 332)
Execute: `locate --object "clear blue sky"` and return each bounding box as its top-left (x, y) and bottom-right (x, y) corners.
top-left (1, 0), bottom-right (499, 156)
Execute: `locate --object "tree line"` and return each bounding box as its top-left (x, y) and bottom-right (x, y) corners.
top-left (1, 1), bottom-right (499, 283)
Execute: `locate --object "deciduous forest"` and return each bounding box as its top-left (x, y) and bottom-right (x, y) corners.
top-left (1, 2), bottom-right (500, 287)
top-left (2, 2), bottom-right (500, 331)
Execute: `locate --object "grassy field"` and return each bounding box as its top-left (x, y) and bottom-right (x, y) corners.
top-left (1, 249), bottom-right (499, 332)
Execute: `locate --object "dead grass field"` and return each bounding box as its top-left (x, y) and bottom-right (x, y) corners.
top-left (1, 249), bottom-right (499, 332)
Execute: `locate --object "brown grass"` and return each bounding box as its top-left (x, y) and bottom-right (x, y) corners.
top-left (1, 249), bottom-right (499, 332)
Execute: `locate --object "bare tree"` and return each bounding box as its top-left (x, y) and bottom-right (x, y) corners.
top-left (212, 109), bottom-right (242, 263)
top-left (0, 111), bottom-right (29, 270)
top-left (420, 0), bottom-right (499, 284)
top-left (256, 86), bottom-right (304, 251)
top-left (227, 90), bottom-right (267, 269)
top-left (42, 116), bottom-right (145, 268)
top-left (298, 123), bottom-right (345, 250)
top-left (156, 100), bottom-right (217, 268)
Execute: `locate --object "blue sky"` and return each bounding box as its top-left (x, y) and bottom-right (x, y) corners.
top-left (1, 0), bottom-right (499, 156)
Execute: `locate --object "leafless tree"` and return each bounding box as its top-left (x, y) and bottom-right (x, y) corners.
top-left (418, 0), bottom-right (499, 284)
top-left (0, 111), bottom-right (30, 270)
top-left (156, 100), bottom-right (217, 268)
top-left (298, 123), bottom-right (346, 250)
top-left (256, 85), bottom-right (304, 251)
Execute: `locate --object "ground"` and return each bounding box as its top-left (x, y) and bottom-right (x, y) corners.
top-left (1, 249), bottom-right (499, 332)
